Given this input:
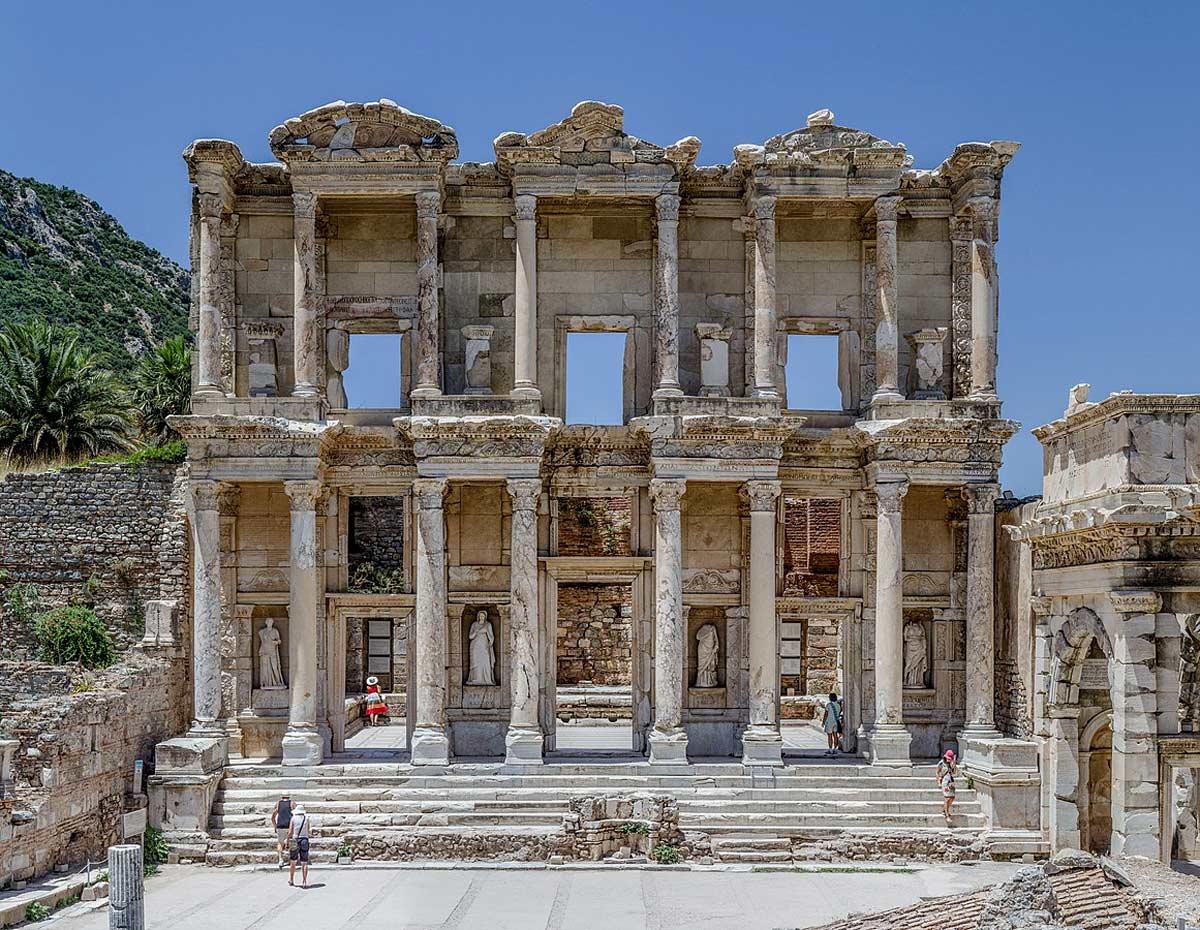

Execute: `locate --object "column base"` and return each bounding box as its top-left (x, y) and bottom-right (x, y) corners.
top-left (958, 726), bottom-right (1004, 769)
top-left (281, 726), bottom-right (323, 767)
top-left (186, 719), bottom-right (226, 740)
top-left (741, 725), bottom-right (784, 767)
top-left (510, 385), bottom-right (542, 401)
top-left (647, 728), bottom-right (689, 765)
top-left (504, 726), bottom-right (544, 765)
top-left (652, 385), bottom-right (684, 399)
top-left (411, 726), bottom-right (451, 766)
top-left (751, 387), bottom-right (780, 399)
top-left (410, 386), bottom-right (443, 399)
top-left (291, 386), bottom-right (320, 399)
top-left (871, 390), bottom-right (904, 404)
top-left (967, 390), bottom-right (998, 403)
top-left (194, 386), bottom-right (225, 400)
top-left (866, 724), bottom-right (912, 766)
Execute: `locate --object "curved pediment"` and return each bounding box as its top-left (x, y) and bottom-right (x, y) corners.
top-left (268, 99), bottom-right (458, 165)
top-left (735, 108), bottom-right (912, 172)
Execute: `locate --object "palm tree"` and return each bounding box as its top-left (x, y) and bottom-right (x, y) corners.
top-left (132, 336), bottom-right (191, 442)
top-left (0, 319), bottom-right (133, 465)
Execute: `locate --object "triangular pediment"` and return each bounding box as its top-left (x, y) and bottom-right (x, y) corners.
top-left (269, 99), bottom-right (458, 165)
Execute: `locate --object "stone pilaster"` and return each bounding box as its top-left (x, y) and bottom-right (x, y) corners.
top-left (505, 478), bottom-right (543, 764)
top-left (653, 193), bottom-right (682, 397)
top-left (412, 477), bottom-right (450, 764)
top-left (512, 194), bottom-right (540, 399)
top-left (749, 194), bottom-right (778, 398)
top-left (648, 478), bottom-right (688, 764)
top-left (872, 195), bottom-right (903, 403)
top-left (963, 484), bottom-right (1001, 738)
top-left (412, 191), bottom-right (442, 397)
top-left (1047, 707), bottom-right (1082, 850)
top-left (292, 192), bottom-right (321, 398)
top-left (969, 196), bottom-right (998, 400)
top-left (188, 480), bottom-right (224, 735)
top-left (742, 479), bottom-right (783, 766)
top-left (868, 477), bottom-right (911, 764)
top-left (281, 480), bottom-right (323, 766)
top-left (196, 193), bottom-right (225, 398)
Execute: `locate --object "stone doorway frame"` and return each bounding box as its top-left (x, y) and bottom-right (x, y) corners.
top-left (540, 556), bottom-right (654, 754)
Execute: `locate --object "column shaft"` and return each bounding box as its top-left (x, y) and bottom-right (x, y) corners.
top-left (964, 484), bottom-right (1000, 734)
top-left (413, 191), bottom-right (442, 396)
top-left (743, 480), bottom-right (783, 766)
top-left (196, 194), bottom-right (224, 397)
top-left (512, 194), bottom-right (540, 397)
top-left (869, 477), bottom-right (911, 764)
top-left (653, 193), bottom-right (682, 396)
top-left (873, 196), bottom-right (902, 402)
top-left (282, 481), bottom-right (322, 766)
top-left (292, 192), bottom-right (320, 398)
top-left (648, 478), bottom-right (688, 764)
top-left (412, 478), bottom-right (450, 764)
top-left (189, 481), bottom-right (223, 732)
top-left (969, 197), bottom-right (998, 398)
top-left (750, 195), bottom-right (778, 397)
top-left (505, 479), bottom-right (543, 763)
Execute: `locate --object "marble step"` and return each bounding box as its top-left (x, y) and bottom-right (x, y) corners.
top-left (688, 814), bottom-right (986, 831)
top-left (713, 849), bottom-right (794, 863)
top-left (223, 764), bottom-right (941, 780)
top-left (211, 810), bottom-right (567, 832)
top-left (219, 775), bottom-right (947, 793)
top-left (710, 835), bottom-right (791, 851)
top-left (677, 800), bottom-right (982, 814)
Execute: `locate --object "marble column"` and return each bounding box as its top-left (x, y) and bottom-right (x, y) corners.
top-left (291, 192), bottom-right (321, 398)
top-left (872, 195), bottom-right (903, 403)
top-left (412, 191), bottom-right (442, 397)
top-left (505, 479), bottom-right (543, 764)
top-left (512, 194), bottom-right (540, 399)
top-left (281, 481), bottom-right (323, 766)
top-left (648, 478), bottom-right (688, 764)
top-left (750, 194), bottom-right (778, 398)
top-left (653, 193), bottom-right (682, 397)
top-left (969, 196), bottom-right (998, 399)
top-left (195, 193), bottom-right (224, 398)
top-left (188, 480), bottom-right (224, 734)
top-left (412, 477), bottom-right (450, 764)
top-left (742, 480), bottom-right (783, 766)
top-left (963, 484), bottom-right (1001, 739)
top-left (869, 477), bottom-right (911, 764)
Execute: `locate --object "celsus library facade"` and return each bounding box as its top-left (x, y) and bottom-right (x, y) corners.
top-left (153, 99), bottom-right (1200, 863)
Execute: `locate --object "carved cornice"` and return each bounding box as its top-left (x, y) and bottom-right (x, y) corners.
top-left (183, 139), bottom-right (245, 187)
top-left (1110, 589), bottom-right (1162, 615)
top-left (853, 416), bottom-right (1019, 469)
top-left (169, 414), bottom-right (342, 448)
top-left (634, 414), bottom-right (790, 464)
top-left (400, 414), bottom-right (560, 461)
top-left (1032, 392), bottom-right (1200, 442)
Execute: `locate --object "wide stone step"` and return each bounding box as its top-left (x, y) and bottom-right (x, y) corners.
top-left (677, 800), bottom-right (982, 815)
top-left (210, 810), bottom-right (566, 833)
top-left (711, 835), bottom-right (791, 851)
top-left (713, 849), bottom-right (794, 863)
top-left (686, 813), bottom-right (987, 829)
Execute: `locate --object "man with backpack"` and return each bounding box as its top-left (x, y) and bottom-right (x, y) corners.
top-left (287, 802), bottom-right (312, 888)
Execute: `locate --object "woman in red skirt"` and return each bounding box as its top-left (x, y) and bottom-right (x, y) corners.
top-left (365, 676), bottom-right (389, 726)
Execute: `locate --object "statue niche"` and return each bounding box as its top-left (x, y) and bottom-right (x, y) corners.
top-left (463, 607), bottom-right (499, 687)
top-left (258, 616), bottom-right (286, 689)
top-left (903, 620), bottom-right (929, 689)
top-left (695, 624), bottom-right (720, 688)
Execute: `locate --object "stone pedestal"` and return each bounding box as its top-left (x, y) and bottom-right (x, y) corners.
top-left (505, 479), bottom-right (543, 764)
top-left (653, 193), bottom-right (682, 398)
top-left (648, 478), bottom-right (688, 764)
top-left (872, 196), bottom-right (903, 404)
top-left (292, 192), bottom-right (321, 398)
top-left (696, 324), bottom-right (732, 397)
top-left (969, 196), bottom-right (998, 400)
top-left (146, 737), bottom-right (226, 837)
top-left (512, 193), bottom-right (540, 400)
top-left (413, 478), bottom-right (450, 765)
top-left (749, 195), bottom-right (778, 398)
top-left (412, 191), bottom-right (442, 398)
top-left (743, 480), bottom-right (783, 766)
top-left (867, 477), bottom-right (911, 765)
top-left (463, 325), bottom-right (495, 395)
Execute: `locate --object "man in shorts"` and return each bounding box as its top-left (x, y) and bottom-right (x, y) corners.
top-left (288, 802), bottom-right (311, 887)
top-left (270, 793), bottom-right (292, 869)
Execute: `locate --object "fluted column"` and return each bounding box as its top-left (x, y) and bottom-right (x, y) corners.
top-left (412, 477), bottom-right (450, 764)
top-left (281, 480), bottom-right (323, 766)
top-left (963, 484), bottom-right (1001, 738)
top-left (872, 195), bottom-right (903, 403)
top-left (291, 191), bottom-right (320, 398)
top-left (969, 196), bottom-right (998, 399)
top-left (869, 477), bottom-right (911, 764)
top-left (196, 193), bottom-right (224, 398)
top-left (648, 478), bottom-right (688, 764)
top-left (188, 480), bottom-right (224, 734)
top-left (742, 479), bottom-right (783, 766)
top-left (749, 195), bottom-right (778, 398)
top-left (412, 191), bottom-right (442, 397)
top-left (512, 194), bottom-right (540, 399)
top-left (107, 844), bottom-right (145, 930)
top-left (653, 193), bottom-right (682, 397)
top-left (506, 478), bottom-right (543, 764)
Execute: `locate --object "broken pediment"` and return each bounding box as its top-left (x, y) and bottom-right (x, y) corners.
top-left (493, 100), bottom-right (700, 175)
top-left (735, 108), bottom-right (912, 172)
top-left (268, 99), bottom-right (459, 165)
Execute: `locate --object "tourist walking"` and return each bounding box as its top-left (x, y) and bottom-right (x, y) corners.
top-left (938, 749), bottom-right (957, 824)
top-left (821, 692), bottom-right (843, 756)
top-left (270, 793), bottom-right (292, 869)
top-left (288, 802), bottom-right (311, 887)
top-left (365, 676), bottom-right (389, 726)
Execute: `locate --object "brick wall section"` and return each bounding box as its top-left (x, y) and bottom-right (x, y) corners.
top-left (348, 495), bottom-right (406, 575)
top-left (556, 584), bottom-right (632, 685)
top-left (782, 497), bottom-right (840, 596)
top-left (0, 463), bottom-right (188, 656)
top-left (0, 650), bottom-right (189, 884)
top-left (557, 497), bottom-right (632, 557)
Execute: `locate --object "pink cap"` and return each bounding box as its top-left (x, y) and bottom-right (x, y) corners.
top-left (944, 749), bottom-right (956, 760)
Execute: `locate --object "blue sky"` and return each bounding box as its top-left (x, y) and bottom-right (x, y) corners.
top-left (2, 1), bottom-right (1196, 495)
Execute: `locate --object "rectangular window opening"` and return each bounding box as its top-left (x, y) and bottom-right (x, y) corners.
top-left (343, 333), bottom-right (402, 408)
top-left (785, 334), bottom-right (842, 411)
top-left (565, 332), bottom-right (626, 425)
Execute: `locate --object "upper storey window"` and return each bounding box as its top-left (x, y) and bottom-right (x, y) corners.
top-left (341, 333), bottom-right (402, 408)
top-left (565, 332), bottom-right (626, 425)
top-left (784, 334), bottom-right (843, 412)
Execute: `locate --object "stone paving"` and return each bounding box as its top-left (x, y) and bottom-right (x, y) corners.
top-left (55, 861), bottom-right (1023, 930)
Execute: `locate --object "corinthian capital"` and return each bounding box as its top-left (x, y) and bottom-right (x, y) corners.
top-left (412, 477), bottom-right (448, 511)
top-left (874, 195), bottom-right (902, 223)
top-left (962, 483), bottom-right (1001, 515)
top-left (874, 478), bottom-right (910, 515)
top-left (749, 194), bottom-right (776, 223)
top-left (741, 480), bottom-right (781, 513)
top-left (655, 193), bottom-right (680, 223)
top-left (506, 478), bottom-right (541, 513)
top-left (649, 478), bottom-right (687, 513)
top-left (292, 190), bottom-right (318, 219)
top-left (415, 190), bottom-right (441, 220)
top-left (969, 196), bottom-right (995, 241)
top-left (197, 191), bottom-right (224, 219)
top-left (513, 193), bottom-right (537, 222)
top-left (189, 479), bottom-right (221, 513)
top-left (284, 480), bottom-right (322, 512)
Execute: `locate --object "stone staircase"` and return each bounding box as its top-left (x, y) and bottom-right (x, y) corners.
top-left (203, 760), bottom-right (1013, 866)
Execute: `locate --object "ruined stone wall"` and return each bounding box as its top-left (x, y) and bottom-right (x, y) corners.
top-left (782, 496), bottom-right (840, 595)
top-left (0, 649), bottom-right (189, 884)
top-left (556, 583), bottom-right (632, 686)
top-left (0, 463), bottom-right (188, 657)
top-left (557, 496), bottom-right (632, 557)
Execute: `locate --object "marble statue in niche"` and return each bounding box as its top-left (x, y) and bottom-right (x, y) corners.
top-left (903, 620), bottom-right (928, 689)
top-left (695, 623), bottom-right (720, 688)
top-left (466, 609), bottom-right (497, 686)
top-left (258, 617), bottom-right (286, 689)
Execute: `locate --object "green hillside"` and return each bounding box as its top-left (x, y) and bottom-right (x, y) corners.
top-left (0, 168), bottom-right (190, 374)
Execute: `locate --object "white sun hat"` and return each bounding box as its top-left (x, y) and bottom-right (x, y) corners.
top-left (366, 676), bottom-right (379, 686)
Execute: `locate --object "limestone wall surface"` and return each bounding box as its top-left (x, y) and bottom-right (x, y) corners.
top-left (0, 463), bottom-right (188, 656)
top-left (555, 583), bottom-right (633, 686)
